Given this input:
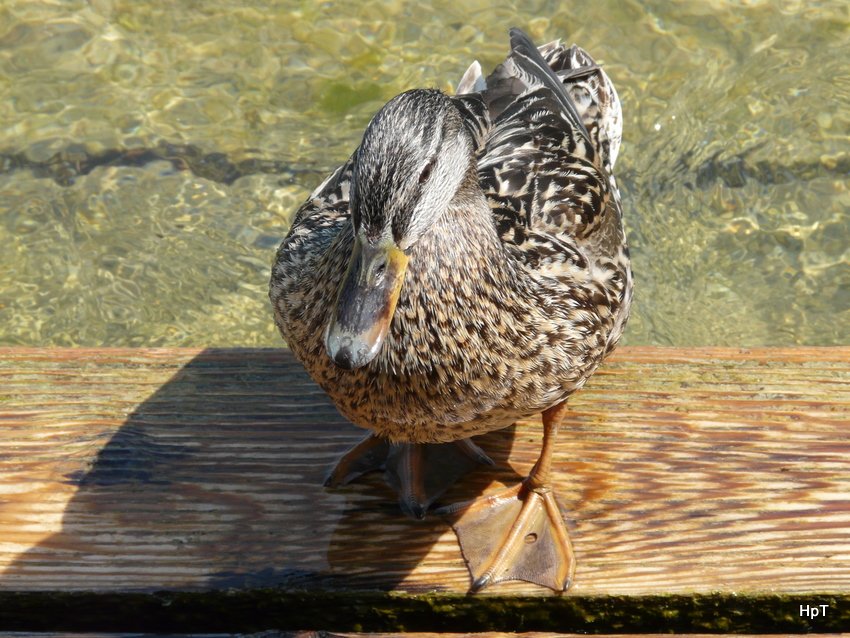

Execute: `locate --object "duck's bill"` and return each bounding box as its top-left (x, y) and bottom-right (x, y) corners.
top-left (324, 238), bottom-right (409, 370)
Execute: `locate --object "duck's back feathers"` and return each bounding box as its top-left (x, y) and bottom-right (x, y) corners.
top-left (452, 31), bottom-right (625, 267)
top-left (449, 29), bottom-right (631, 355)
top-left (455, 33), bottom-right (622, 177)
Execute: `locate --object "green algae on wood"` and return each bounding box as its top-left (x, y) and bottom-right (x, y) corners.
top-left (0, 591), bottom-right (847, 633)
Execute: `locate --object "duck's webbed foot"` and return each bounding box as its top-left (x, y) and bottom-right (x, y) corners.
top-left (436, 480), bottom-right (574, 592)
top-left (323, 434), bottom-right (390, 488)
top-left (436, 401), bottom-right (575, 592)
top-left (325, 434), bottom-right (494, 519)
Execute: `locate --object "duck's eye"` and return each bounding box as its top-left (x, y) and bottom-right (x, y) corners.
top-left (418, 159), bottom-right (435, 185)
top-left (373, 258), bottom-right (387, 282)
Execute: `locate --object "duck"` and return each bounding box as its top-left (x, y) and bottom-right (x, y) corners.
top-left (270, 27), bottom-right (633, 592)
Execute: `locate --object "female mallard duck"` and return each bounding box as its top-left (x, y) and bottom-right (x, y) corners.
top-left (270, 28), bottom-right (632, 592)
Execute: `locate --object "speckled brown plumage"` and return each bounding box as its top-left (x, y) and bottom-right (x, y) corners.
top-left (270, 31), bottom-right (633, 445)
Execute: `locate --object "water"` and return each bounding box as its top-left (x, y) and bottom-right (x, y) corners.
top-left (0, 0), bottom-right (847, 346)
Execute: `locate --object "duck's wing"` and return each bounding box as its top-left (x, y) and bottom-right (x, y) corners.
top-left (464, 29), bottom-right (619, 252)
top-left (273, 154), bottom-right (355, 290)
top-left (457, 31), bottom-right (622, 173)
top-left (453, 29), bottom-right (632, 358)
top-left (498, 28), bottom-right (594, 148)
top-left (288, 154), bottom-right (354, 232)
top-left (453, 29), bottom-right (625, 284)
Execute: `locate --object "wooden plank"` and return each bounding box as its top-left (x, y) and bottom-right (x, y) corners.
top-left (0, 347), bottom-right (848, 633)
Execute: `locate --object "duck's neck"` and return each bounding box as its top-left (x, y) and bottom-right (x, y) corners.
top-left (406, 165), bottom-right (513, 288)
top-left (381, 166), bottom-right (524, 375)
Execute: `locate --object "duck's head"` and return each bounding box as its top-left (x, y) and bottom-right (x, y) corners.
top-left (324, 88), bottom-right (474, 370)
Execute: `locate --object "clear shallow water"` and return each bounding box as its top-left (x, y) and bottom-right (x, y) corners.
top-left (0, 1), bottom-right (847, 346)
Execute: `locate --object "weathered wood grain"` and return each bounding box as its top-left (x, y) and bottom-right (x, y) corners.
top-left (0, 347), bottom-right (848, 632)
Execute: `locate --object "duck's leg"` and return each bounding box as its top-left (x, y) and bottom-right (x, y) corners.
top-left (437, 402), bottom-right (575, 592)
top-left (325, 434), bottom-right (494, 519)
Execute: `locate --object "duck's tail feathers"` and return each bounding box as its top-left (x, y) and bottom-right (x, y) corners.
top-left (468, 28), bottom-right (622, 172)
top-left (456, 60), bottom-right (487, 94)
top-left (502, 27), bottom-right (592, 144)
top-left (544, 42), bottom-right (623, 171)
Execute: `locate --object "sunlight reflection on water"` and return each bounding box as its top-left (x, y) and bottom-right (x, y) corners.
top-left (0, 0), bottom-right (847, 346)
